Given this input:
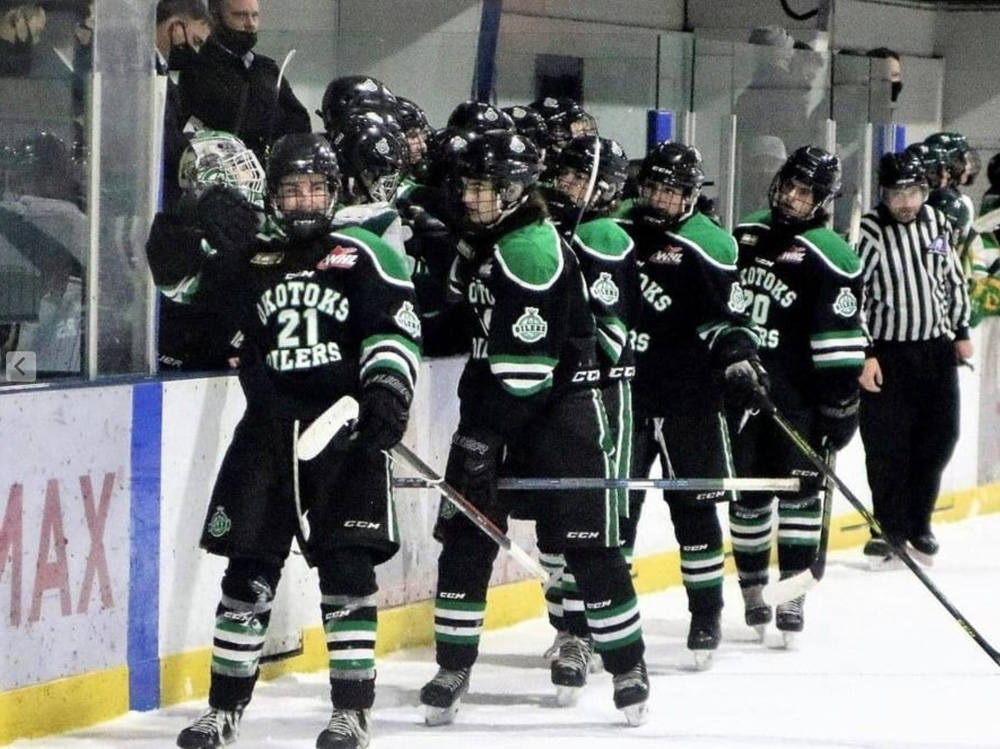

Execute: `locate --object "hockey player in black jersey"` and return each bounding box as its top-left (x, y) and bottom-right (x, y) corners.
top-left (174, 133), bottom-right (421, 749)
top-left (617, 141), bottom-right (765, 669)
top-left (419, 130), bottom-right (649, 727)
top-left (538, 135), bottom-right (638, 696)
top-left (729, 146), bottom-right (866, 644)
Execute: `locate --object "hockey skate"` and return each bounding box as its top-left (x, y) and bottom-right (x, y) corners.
top-left (687, 612), bottom-right (721, 670)
top-left (908, 532), bottom-right (939, 567)
top-left (612, 659), bottom-right (649, 726)
top-left (176, 706), bottom-right (242, 749)
top-left (775, 594), bottom-right (805, 648)
top-left (316, 708), bottom-right (371, 749)
top-left (420, 666), bottom-right (471, 726)
top-left (863, 537), bottom-right (903, 571)
top-left (741, 584), bottom-right (772, 641)
top-left (546, 629), bottom-right (602, 673)
top-left (550, 634), bottom-right (592, 706)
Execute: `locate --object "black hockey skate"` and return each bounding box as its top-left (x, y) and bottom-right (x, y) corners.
top-left (612, 659), bottom-right (649, 726)
top-left (420, 666), bottom-right (471, 726)
top-left (775, 594), bottom-right (805, 647)
top-left (863, 537), bottom-right (903, 571)
top-left (176, 706), bottom-right (242, 749)
top-left (741, 584), bottom-right (772, 641)
top-left (316, 708), bottom-right (371, 749)
top-left (908, 532), bottom-right (939, 567)
top-left (551, 634), bottom-right (592, 706)
top-left (687, 612), bottom-right (721, 671)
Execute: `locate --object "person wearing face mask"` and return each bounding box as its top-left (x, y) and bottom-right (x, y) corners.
top-left (857, 151), bottom-right (972, 570)
top-left (866, 47), bottom-right (903, 106)
top-left (155, 0), bottom-right (212, 211)
top-left (177, 0), bottom-right (310, 164)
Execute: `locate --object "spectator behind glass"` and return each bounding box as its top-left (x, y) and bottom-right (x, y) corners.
top-left (177, 0), bottom-right (311, 163)
top-left (866, 47), bottom-right (903, 106)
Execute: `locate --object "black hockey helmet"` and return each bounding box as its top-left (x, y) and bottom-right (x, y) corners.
top-left (331, 113), bottom-right (407, 204)
top-left (768, 145), bottom-right (841, 227)
top-left (319, 75), bottom-right (398, 138)
top-left (877, 150), bottom-right (927, 191)
top-left (456, 130), bottom-right (542, 230)
top-left (928, 186), bottom-right (970, 235)
top-left (394, 96), bottom-right (433, 179)
top-left (529, 96), bottom-right (598, 150)
top-left (548, 135), bottom-right (629, 217)
top-left (922, 132), bottom-right (966, 188)
top-left (446, 100), bottom-right (515, 135)
top-left (502, 105), bottom-right (551, 152)
top-left (633, 141), bottom-right (705, 228)
top-left (267, 133), bottom-right (340, 240)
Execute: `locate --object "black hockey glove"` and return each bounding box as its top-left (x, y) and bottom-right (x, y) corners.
top-left (723, 353), bottom-right (770, 412)
top-left (816, 392), bottom-right (860, 452)
top-left (444, 427), bottom-right (503, 510)
top-left (188, 185), bottom-right (259, 257)
top-left (354, 372), bottom-right (412, 454)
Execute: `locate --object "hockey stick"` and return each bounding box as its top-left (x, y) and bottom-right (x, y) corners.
top-left (755, 390), bottom-right (1000, 667)
top-left (297, 395), bottom-right (359, 461)
top-left (971, 205), bottom-right (1000, 234)
top-left (809, 447), bottom-right (837, 582)
top-left (391, 476), bottom-right (800, 492)
top-left (388, 442), bottom-right (549, 582)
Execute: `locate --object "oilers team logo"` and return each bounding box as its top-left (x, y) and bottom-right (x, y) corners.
top-left (589, 272), bottom-right (620, 305)
top-left (727, 282), bottom-right (749, 314)
top-left (512, 307), bottom-right (548, 343)
top-left (394, 300), bottom-right (422, 338)
top-left (207, 507), bottom-right (232, 538)
top-left (832, 287), bottom-right (858, 318)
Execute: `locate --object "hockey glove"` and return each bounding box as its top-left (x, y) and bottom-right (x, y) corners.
top-left (444, 427), bottom-right (504, 511)
top-left (188, 184), bottom-right (259, 257)
top-left (723, 353), bottom-right (770, 412)
top-left (354, 373), bottom-right (412, 454)
top-left (816, 392), bottom-right (860, 452)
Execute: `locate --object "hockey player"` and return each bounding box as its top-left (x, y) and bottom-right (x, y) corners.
top-left (419, 130), bottom-right (649, 727)
top-left (175, 133), bottom-right (421, 749)
top-left (729, 146), bottom-right (866, 643)
top-left (146, 129), bottom-right (265, 372)
top-left (617, 141), bottom-right (765, 667)
top-left (857, 151), bottom-right (972, 567)
top-left (538, 135), bottom-right (637, 695)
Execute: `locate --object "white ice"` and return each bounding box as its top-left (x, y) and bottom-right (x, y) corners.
top-left (11, 513), bottom-right (1000, 749)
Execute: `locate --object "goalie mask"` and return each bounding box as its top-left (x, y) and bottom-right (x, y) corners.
top-left (768, 145), bottom-right (841, 228)
top-left (178, 130), bottom-right (266, 208)
top-left (456, 130), bottom-right (542, 232)
top-left (547, 135), bottom-right (629, 222)
top-left (332, 114), bottom-right (407, 204)
top-left (634, 141), bottom-right (705, 230)
top-left (267, 133), bottom-right (340, 240)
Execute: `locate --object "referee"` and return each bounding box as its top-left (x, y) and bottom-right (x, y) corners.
top-left (857, 150), bottom-right (973, 566)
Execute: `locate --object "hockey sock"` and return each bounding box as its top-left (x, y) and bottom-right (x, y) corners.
top-left (565, 546), bottom-right (643, 675)
top-left (560, 564), bottom-right (588, 638)
top-left (729, 501), bottom-right (773, 582)
top-left (208, 558), bottom-right (282, 710)
top-left (777, 496), bottom-right (821, 571)
top-left (434, 529), bottom-right (498, 670)
top-left (679, 543), bottom-right (725, 615)
top-left (539, 550), bottom-right (567, 631)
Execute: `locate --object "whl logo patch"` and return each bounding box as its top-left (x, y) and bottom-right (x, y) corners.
top-left (512, 307), bottom-right (548, 343)
top-left (832, 287), bottom-right (858, 318)
top-left (317, 246), bottom-right (358, 270)
top-left (589, 272), bottom-right (620, 305)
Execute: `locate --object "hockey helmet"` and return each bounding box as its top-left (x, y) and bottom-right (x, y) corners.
top-left (456, 130), bottom-right (542, 230)
top-left (178, 129), bottom-right (266, 207)
top-left (768, 145), bottom-right (841, 227)
top-left (332, 113), bottom-right (408, 203)
top-left (266, 133), bottom-right (340, 240)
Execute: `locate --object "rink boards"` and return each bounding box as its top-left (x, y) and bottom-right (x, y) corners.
top-left (1, 330), bottom-right (1000, 744)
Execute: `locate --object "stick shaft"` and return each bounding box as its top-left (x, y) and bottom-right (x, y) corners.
top-left (392, 476), bottom-right (800, 492)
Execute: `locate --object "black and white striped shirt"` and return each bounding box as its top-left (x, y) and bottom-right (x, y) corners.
top-left (857, 203), bottom-right (970, 344)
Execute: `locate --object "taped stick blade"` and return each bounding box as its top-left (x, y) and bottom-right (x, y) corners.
top-left (297, 395), bottom-right (359, 461)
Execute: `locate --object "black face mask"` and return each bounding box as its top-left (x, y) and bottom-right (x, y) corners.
top-left (891, 81), bottom-right (903, 103)
top-left (168, 43), bottom-right (198, 71)
top-left (216, 26), bottom-right (257, 57)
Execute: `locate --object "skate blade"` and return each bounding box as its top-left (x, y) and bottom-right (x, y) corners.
top-left (555, 684), bottom-right (583, 707)
top-left (424, 703), bottom-right (460, 727)
top-left (907, 545), bottom-right (936, 568)
top-left (621, 701), bottom-right (649, 727)
top-left (752, 624), bottom-right (767, 642)
top-left (588, 654), bottom-right (604, 674)
top-left (779, 630), bottom-right (798, 649)
top-left (866, 554), bottom-right (904, 572)
top-left (691, 650), bottom-right (715, 671)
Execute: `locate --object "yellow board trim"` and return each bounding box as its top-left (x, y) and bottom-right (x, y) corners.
top-left (5, 482), bottom-right (1000, 745)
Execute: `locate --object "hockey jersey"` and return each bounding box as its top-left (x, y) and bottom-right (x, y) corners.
top-left (734, 210), bottom-right (866, 404)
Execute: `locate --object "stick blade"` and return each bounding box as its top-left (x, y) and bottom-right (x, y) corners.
top-left (972, 206), bottom-right (1000, 234)
top-left (297, 395), bottom-right (359, 461)
top-left (761, 570), bottom-right (819, 606)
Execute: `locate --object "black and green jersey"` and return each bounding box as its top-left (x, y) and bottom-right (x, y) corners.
top-left (734, 210), bottom-right (866, 402)
top-left (449, 217), bottom-right (599, 437)
top-left (620, 209), bottom-right (757, 411)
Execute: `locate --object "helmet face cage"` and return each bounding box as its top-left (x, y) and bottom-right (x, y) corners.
top-left (267, 133), bottom-right (341, 240)
top-left (457, 132), bottom-right (541, 230)
top-left (334, 116), bottom-right (407, 203)
top-left (768, 146), bottom-right (841, 226)
top-left (637, 141), bottom-right (706, 225)
top-left (179, 130), bottom-right (266, 207)
top-left (551, 136), bottom-right (628, 216)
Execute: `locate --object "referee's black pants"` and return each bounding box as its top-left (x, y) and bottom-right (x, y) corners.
top-left (859, 337), bottom-right (961, 542)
